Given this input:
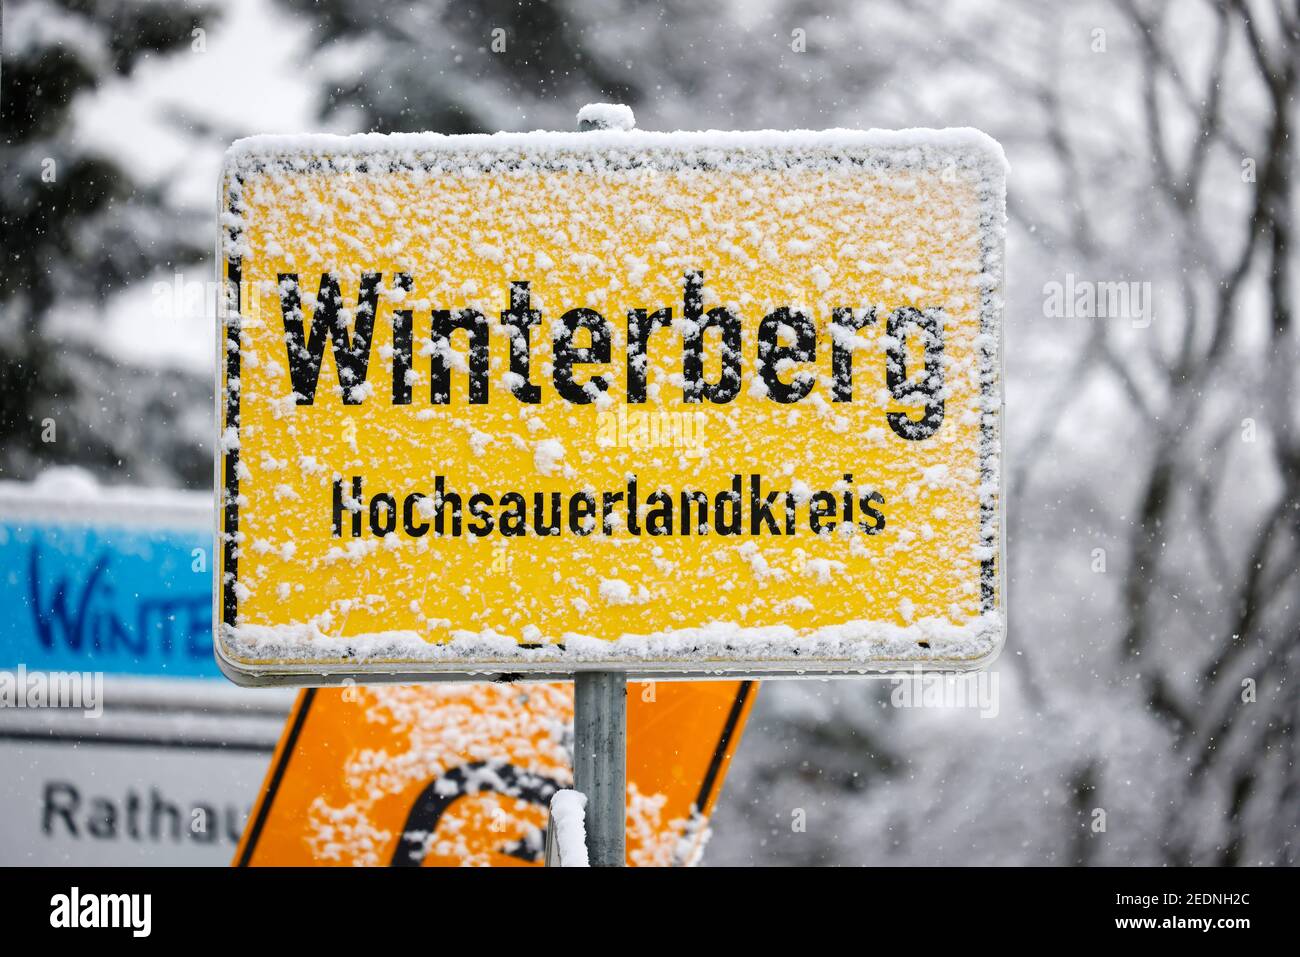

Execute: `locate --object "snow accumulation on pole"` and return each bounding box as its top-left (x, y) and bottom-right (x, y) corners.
top-left (548, 789), bottom-right (590, 867)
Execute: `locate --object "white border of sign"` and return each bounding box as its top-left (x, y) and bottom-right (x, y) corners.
top-left (215, 128), bottom-right (1006, 686)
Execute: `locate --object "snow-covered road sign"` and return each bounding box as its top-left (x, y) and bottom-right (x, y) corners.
top-left (216, 128), bottom-right (1006, 683)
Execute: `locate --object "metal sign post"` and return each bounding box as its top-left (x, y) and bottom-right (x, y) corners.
top-left (571, 105), bottom-right (632, 868)
top-left (573, 671), bottom-right (626, 866)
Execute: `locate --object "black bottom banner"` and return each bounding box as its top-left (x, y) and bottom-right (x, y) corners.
top-left (0, 865), bottom-right (1282, 942)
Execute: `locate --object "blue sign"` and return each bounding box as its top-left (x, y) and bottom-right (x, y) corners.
top-left (0, 519), bottom-right (217, 679)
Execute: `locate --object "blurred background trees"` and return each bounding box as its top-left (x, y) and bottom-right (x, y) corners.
top-left (1, 0), bottom-right (216, 485)
top-left (2, 0), bottom-right (1295, 863)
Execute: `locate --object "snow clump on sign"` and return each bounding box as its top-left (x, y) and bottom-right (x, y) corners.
top-left (576, 102), bottom-right (635, 131)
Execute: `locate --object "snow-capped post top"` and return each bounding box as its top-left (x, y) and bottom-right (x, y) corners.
top-left (577, 102), bottom-right (635, 131)
top-left (547, 789), bottom-right (590, 867)
top-left (215, 126), bottom-right (1006, 685)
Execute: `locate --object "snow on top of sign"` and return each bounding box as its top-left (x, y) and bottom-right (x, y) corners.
top-left (549, 789), bottom-right (589, 866)
top-left (224, 125), bottom-right (1007, 170)
top-left (0, 468), bottom-right (210, 526)
top-left (577, 102), bottom-right (635, 131)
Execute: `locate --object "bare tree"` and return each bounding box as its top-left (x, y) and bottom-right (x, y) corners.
top-left (713, 0), bottom-right (1299, 865)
